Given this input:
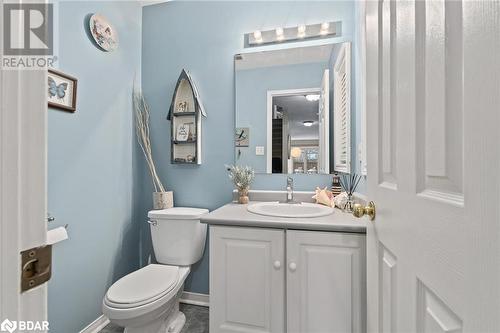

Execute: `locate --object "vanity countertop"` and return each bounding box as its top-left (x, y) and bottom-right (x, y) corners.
top-left (201, 202), bottom-right (367, 233)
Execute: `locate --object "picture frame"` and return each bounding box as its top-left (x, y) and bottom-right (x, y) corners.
top-left (48, 68), bottom-right (78, 112)
top-left (235, 127), bottom-right (249, 147)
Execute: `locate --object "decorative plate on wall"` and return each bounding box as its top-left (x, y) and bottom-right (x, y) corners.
top-left (88, 13), bottom-right (118, 52)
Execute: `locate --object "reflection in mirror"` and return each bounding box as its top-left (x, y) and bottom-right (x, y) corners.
top-left (270, 90), bottom-right (323, 174)
top-left (235, 43), bottom-right (351, 174)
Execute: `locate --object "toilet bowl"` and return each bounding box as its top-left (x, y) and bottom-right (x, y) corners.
top-left (102, 207), bottom-right (208, 333)
top-left (103, 265), bottom-right (190, 333)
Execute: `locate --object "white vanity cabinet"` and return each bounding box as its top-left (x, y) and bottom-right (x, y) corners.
top-left (210, 226), bottom-right (286, 333)
top-left (210, 226), bottom-right (366, 333)
top-left (286, 230), bottom-right (365, 333)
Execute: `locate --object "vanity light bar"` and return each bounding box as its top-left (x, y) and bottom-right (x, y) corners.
top-left (246, 21), bottom-right (338, 47)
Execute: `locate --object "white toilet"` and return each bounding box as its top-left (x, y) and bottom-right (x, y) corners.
top-left (102, 207), bottom-right (208, 333)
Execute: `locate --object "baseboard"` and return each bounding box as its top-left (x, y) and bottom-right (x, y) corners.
top-left (79, 314), bottom-right (110, 333)
top-left (180, 291), bottom-right (209, 307)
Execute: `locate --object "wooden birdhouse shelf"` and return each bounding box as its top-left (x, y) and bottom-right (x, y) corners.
top-left (168, 69), bottom-right (207, 165)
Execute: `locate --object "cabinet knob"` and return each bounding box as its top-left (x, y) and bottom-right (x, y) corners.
top-left (273, 260), bottom-right (281, 269)
top-left (289, 262), bottom-right (297, 271)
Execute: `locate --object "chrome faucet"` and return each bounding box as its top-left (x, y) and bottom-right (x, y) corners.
top-left (286, 176), bottom-right (294, 203)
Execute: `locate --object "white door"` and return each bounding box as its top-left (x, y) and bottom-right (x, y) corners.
top-left (0, 0), bottom-right (48, 329)
top-left (286, 230), bottom-right (365, 333)
top-left (210, 226), bottom-right (285, 333)
top-left (365, 1), bottom-right (500, 332)
top-left (318, 69), bottom-right (330, 173)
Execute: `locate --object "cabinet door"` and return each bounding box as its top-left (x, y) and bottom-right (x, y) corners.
top-left (210, 226), bottom-right (285, 333)
top-left (286, 230), bottom-right (366, 333)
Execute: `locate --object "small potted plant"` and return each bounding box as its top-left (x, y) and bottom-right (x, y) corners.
top-left (226, 165), bottom-right (255, 204)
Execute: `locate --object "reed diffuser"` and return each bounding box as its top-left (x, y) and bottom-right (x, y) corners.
top-left (339, 173), bottom-right (362, 213)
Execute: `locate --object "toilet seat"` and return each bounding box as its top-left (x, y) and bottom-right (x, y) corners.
top-left (104, 264), bottom-right (179, 309)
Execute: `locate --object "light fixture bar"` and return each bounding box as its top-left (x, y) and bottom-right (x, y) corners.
top-left (246, 21), bottom-right (339, 47)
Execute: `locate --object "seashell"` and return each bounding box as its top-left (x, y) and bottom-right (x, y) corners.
top-left (312, 187), bottom-right (334, 208)
top-left (333, 192), bottom-right (348, 209)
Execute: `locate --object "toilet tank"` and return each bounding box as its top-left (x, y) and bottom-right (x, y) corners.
top-left (148, 207), bottom-right (209, 266)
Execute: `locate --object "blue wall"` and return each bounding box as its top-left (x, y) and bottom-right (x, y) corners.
top-left (236, 61), bottom-right (328, 172)
top-left (142, 1), bottom-right (356, 294)
top-left (47, 2), bottom-right (142, 332)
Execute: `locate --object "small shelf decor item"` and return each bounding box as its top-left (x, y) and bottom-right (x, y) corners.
top-left (134, 89), bottom-right (173, 210)
top-left (168, 69), bottom-right (207, 164)
top-left (48, 68), bottom-right (77, 112)
top-left (88, 13), bottom-right (119, 52)
top-left (339, 173), bottom-right (362, 213)
top-left (226, 165), bottom-right (255, 204)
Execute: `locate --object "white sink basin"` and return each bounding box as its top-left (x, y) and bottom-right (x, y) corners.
top-left (247, 202), bottom-right (334, 218)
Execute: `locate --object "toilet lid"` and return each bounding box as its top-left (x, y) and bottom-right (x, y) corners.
top-left (106, 264), bottom-right (179, 305)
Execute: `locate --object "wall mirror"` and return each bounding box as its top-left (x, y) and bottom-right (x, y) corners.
top-left (235, 42), bottom-right (352, 175)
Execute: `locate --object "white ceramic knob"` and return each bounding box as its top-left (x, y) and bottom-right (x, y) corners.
top-left (289, 262), bottom-right (297, 271)
top-left (273, 260), bottom-right (281, 269)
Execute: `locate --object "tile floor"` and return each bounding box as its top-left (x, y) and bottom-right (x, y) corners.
top-left (99, 303), bottom-right (209, 333)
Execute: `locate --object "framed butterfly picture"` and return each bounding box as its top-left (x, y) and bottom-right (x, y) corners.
top-left (48, 69), bottom-right (78, 112)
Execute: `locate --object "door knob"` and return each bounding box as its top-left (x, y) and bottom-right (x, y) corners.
top-left (352, 201), bottom-right (376, 221)
top-left (289, 262), bottom-right (297, 271)
top-left (273, 260), bottom-right (281, 269)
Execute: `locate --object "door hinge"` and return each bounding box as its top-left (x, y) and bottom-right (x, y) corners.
top-left (20, 245), bottom-right (52, 292)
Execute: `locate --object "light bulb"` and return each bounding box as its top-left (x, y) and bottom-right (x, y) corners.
top-left (253, 30), bottom-right (263, 43)
top-left (305, 94), bottom-right (320, 102)
top-left (297, 24), bottom-right (306, 38)
top-left (320, 22), bottom-right (330, 35)
top-left (276, 27), bottom-right (284, 40)
top-left (291, 147), bottom-right (302, 158)
top-left (303, 121), bottom-right (314, 127)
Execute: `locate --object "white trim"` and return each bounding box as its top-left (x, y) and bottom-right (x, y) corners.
top-left (319, 69), bottom-right (330, 173)
top-left (358, 1), bottom-right (368, 176)
top-left (266, 88), bottom-right (321, 174)
top-left (1, 0), bottom-right (48, 325)
top-left (139, 0), bottom-right (170, 6)
top-left (180, 291), bottom-right (210, 307)
top-left (79, 315), bottom-right (110, 333)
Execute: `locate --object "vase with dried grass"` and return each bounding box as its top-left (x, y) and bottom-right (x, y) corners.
top-left (134, 89), bottom-right (173, 210)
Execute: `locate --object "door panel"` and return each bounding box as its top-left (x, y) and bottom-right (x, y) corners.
top-left (210, 226), bottom-right (285, 333)
top-left (379, 0), bottom-right (397, 188)
top-left (366, 1), bottom-right (500, 332)
top-left (286, 230), bottom-right (365, 333)
top-left (416, 0), bottom-right (464, 204)
top-left (379, 245), bottom-right (396, 333)
top-left (416, 280), bottom-right (463, 333)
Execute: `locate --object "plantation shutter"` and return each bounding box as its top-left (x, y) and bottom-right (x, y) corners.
top-left (334, 43), bottom-right (351, 173)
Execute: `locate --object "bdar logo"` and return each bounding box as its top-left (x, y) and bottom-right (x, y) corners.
top-left (0, 319), bottom-right (17, 333)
